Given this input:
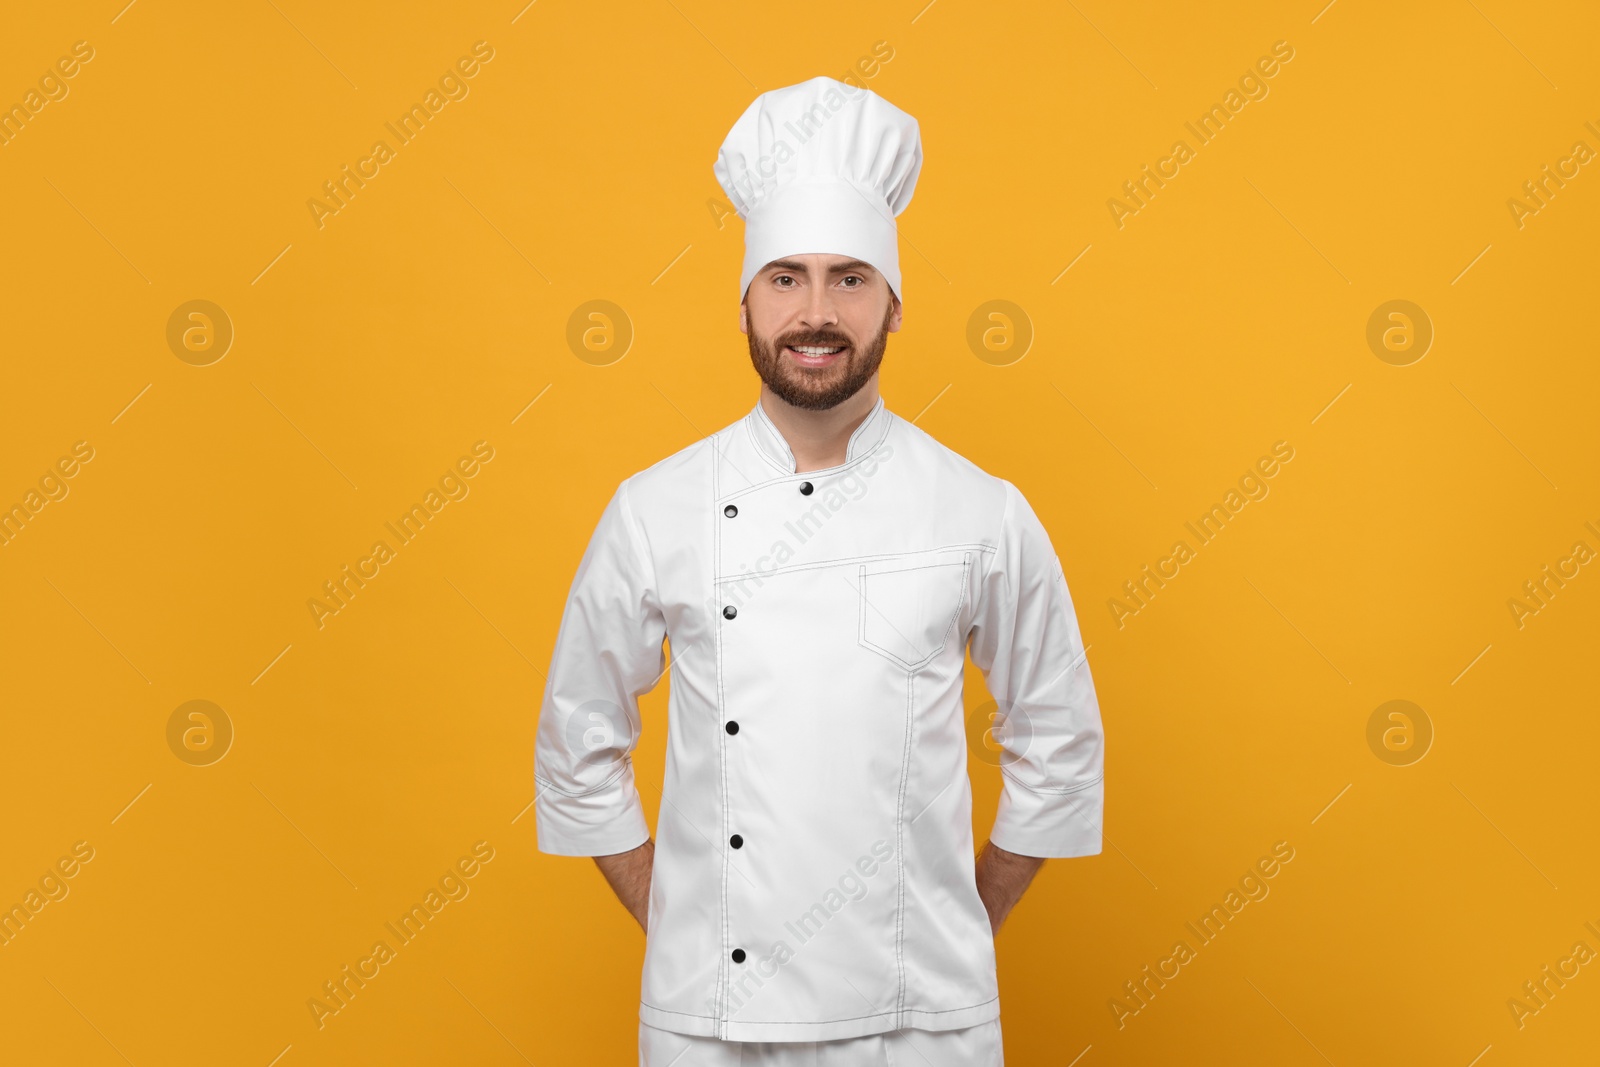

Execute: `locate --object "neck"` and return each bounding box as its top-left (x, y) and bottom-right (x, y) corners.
top-left (758, 383), bottom-right (879, 473)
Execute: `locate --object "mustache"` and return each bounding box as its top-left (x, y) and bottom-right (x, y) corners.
top-left (777, 332), bottom-right (851, 348)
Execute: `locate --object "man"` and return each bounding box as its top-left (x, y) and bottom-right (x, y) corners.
top-left (534, 76), bottom-right (1104, 1066)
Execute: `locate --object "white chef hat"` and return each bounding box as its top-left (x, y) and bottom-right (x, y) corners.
top-left (713, 75), bottom-right (922, 303)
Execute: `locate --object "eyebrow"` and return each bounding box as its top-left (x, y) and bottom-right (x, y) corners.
top-left (762, 259), bottom-right (879, 276)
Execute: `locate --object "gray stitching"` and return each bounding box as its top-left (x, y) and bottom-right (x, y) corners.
top-left (857, 554), bottom-right (972, 672)
top-left (895, 668), bottom-right (913, 1023)
top-left (744, 397), bottom-right (892, 481)
top-left (998, 769), bottom-right (1105, 796)
top-left (532, 761), bottom-right (629, 799)
top-left (640, 995), bottom-right (999, 1025)
top-left (717, 543), bottom-right (993, 585)
top-left (712, 436), bottom-right (730, 1032)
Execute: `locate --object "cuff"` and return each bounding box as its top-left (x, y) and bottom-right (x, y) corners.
top-left (987, 773), bottom-right (1103, 859)
top-left (534, 761), bottom-right (652, 856)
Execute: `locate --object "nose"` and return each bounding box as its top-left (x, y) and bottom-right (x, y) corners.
top-left (799, 284), bottom-right (839, 333)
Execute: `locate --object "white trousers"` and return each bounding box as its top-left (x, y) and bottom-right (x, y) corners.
top-left (639, 1018), bottom-right (1003, 1066)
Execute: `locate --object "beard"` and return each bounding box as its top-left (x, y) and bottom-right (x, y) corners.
top-left (746, 301), bottom-right (893, 411)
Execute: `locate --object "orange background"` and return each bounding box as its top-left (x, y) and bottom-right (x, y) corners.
top-left (2, 1), bottom-right (1597, 1064)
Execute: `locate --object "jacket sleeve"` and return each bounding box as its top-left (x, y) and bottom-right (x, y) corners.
top-left (967, 479), bottom-right (1104, 859)
top-left (533, 478), bottom-right (666, 856)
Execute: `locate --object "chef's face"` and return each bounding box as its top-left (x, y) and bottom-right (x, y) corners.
top-left (740, 253), bottom-right (902, 411)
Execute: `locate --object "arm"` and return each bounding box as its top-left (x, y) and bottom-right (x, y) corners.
top-left (594, 838), bottom-right (655, 932)
top-left (975, 839), bottom-right (1044, 934)
top-left (534, 479), bottom-right (667, 866)
top-left (968, 480), bottom-right (1105, 863)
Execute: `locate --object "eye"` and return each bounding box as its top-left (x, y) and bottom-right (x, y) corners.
top-left (840, 275), bottom-right (863, 288)
top-left (774, 274), bottom-right (796, 288)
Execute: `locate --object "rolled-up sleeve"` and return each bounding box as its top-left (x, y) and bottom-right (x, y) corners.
top-left (534, 477), bottom-right (666, 856)
top-left (967, 479), bottom-right (1104, 859)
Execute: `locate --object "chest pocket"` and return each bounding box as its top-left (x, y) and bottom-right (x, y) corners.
top-left (857, 551), bottom-right (972, 671)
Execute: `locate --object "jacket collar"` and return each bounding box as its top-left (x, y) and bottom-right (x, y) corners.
top-left (747, 394), bottom-right (890, 475)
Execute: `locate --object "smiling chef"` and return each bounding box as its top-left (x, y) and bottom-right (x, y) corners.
top-left (534, 75), bottom-right (1106, 1066)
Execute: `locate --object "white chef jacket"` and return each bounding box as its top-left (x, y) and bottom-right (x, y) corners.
top-left (534, 394), bottom-right (1104, 1042)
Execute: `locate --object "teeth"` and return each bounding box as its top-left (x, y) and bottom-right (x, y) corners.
top-left (793, 345), bottom-right (844, 355)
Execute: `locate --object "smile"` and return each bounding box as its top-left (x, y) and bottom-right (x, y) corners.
top-left (785, 344), bottom-right (848, 367)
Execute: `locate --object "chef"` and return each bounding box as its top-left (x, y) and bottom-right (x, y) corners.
top-left (534, 75), bottom-right (1105, 1066)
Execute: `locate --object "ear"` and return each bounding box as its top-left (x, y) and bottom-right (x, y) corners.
top-left (886, 294), bottom-right (903, 334)
top-left (739, 300), bottom-right (749, 335)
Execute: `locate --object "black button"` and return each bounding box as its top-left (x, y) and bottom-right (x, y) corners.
top-left (730, 834), bottom-right (743, 849)
top-left (731, 948), bottom-right (746, 963)
top-left (725, 721), bottom-right (739, 735)
top-left (799, 481), bottom-right (814, 495)
top-left (724, 504), bottom-right (737, 517)
top-left (722, 605), bottom-right (737, 619)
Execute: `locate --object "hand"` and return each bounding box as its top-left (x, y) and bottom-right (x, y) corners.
top-left (593, 838), bottom-right (654, 932)
top-left (974, 840), bottom-right (1045, 934)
